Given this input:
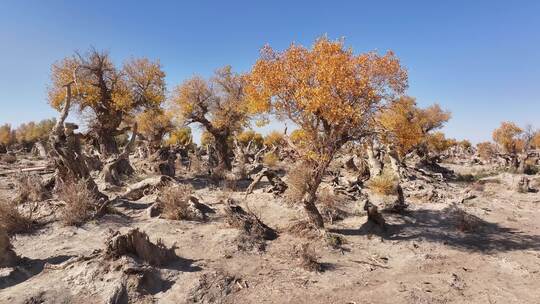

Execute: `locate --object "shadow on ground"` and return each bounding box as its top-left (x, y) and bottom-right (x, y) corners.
top-left (331, 206), bottom-right (540, 253)
top-left (0, 255), bottom-right (74, 289)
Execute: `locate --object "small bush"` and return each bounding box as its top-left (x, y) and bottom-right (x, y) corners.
top-left (294, 243), bottom-right (323, 272)
top-left (367, 169), bottom-right (399, 195)
top-left (0, 199), bottom-right (33, 234)
top-left (58, 180), bottom-right (96, 226)
top-left (284, 162), bottom-right (312, 205)
top-left (1, 154), bottom-right (16, 164)
top-left (262, 152), bottom-right (279, 167)
top-left (14, 173), bottom-right (48, 204)
top-left (159, 184), bottom-right (198, 220)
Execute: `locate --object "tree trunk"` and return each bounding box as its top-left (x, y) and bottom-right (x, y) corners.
top-left (386, 146), bottom-right (402, 178)
top-left (214, 135), bottom-right (232, 171)
top-left (302, 191), bottom-right (325, 229)
top-left (366, 142), bottom-right (382, 177)
top-left (49, 83), bottom-right (107, 201)
top-left (99, 132), bottom-right (119, 156)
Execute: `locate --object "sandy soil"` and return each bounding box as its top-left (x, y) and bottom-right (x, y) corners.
top-left (1, 156), bottom-right (539, 304)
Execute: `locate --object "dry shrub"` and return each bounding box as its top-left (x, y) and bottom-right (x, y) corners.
top-left (286, 219), bottom-right (320, 239)
top-left (262, 152), bottom-right (279, 168)
top-left (0, 226), bottom-right (18, 267)
top-left (224, 200), bottom-right (278, 252)
top-left (0, 199), bottom-right (34, 234)
top-left (14, 173), bottom-right (48, 203)
top-left (293, 243), bottom-right (323, 272)
top-left (1, 153), bottom-right (16, 164)
top-left (367, 169), bottom-right (399, 195)
top-left (317, 188), bottom-right (348, 223)
top-left (284, 162), bottom-right (312, 205)
top-left (159, 184), bottom-right (203, 221)
top-left (58, 179), bottom-right (96, 226)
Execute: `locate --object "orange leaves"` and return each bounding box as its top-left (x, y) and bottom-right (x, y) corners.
top-left (245, 36), bottom-right (408, 162)
top-left (492, 121), bottom-right (523, 154)
top-left (48, 50), bottom-right (166, 115)
top-left (377, 96), bottom-right (450, 158)
top-left (170, 66), bottom-right (250, 137)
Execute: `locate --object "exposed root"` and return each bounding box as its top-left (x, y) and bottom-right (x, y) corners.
top-left (105, 228), bottom-right (178, 266)
top-left (224, 199), bottom-right (278, 252)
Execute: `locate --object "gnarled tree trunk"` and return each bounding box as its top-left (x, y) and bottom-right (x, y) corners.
top-left (48, 83), bottom-right (107, 201)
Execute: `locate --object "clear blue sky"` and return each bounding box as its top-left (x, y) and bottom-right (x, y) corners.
top-left (0, 0), bottom-right (539, 143)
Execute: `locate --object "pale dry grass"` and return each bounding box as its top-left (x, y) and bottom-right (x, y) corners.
top-left (14, 173), bottom-right (48, 204)
top-left (262, 152), bottom-right (279, 168)
top-left (367, 169), bottom-right (399, 195)
top-left (159, 184), bottom-right (197, 220)
top-left (0, 199), bottom-right (34, 235)
top-left (58, 180), bottom-right (96, 226)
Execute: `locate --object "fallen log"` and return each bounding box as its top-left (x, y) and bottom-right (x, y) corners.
top-left (0, 166), bottom-right (53, 176)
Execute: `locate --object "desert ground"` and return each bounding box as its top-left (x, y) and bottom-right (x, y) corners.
top-left (1, 150), bottom-right (539, 304)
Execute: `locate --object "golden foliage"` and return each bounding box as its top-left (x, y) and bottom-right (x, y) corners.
top-left (166, 127), bottom-right (193, 147)
top-left (15, 118), bottom-right (55, 144)
top-left (245, 37), bottom-right (407, 129)
top-left (245, 37), bottom-right (407, 164)
top-left (377, 96), bottom-right (450, 158)
top-left (492, 121), bottom-right (523, 154)
top-left (237, 130), bottom-right (263, 148)
top-left (476, 141), bottom-right (497, 160)
top-left (263, 131), bottom-right (285, 148)
top-left (171, 66), bottom-right (250, 133)
top-left (49, 50), bottom-right (165, 112)
top-left (532, 132), bottom-right (540, 149)
top-left (0, 124), bottom-right (14, 147)
top-left (426, 132), bottom-right (452, 154)
top-left (262, 152), bottom-right (279, 167)
top-left (136, 109), bottom-right (173, 145)
top-left (367, 169), bottom-right (399, 195)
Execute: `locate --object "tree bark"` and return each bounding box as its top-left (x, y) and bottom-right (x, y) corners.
top-left (366, 142), bottom-right (382, 177)
top-left (49, 83), bottom-right (107, 201)
top-left (302, 191), bottom-right (325, 229)
top-left (214, 135), bottom-right (232, 171)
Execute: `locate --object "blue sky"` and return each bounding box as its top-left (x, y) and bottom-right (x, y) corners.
top-left (0, 0), bottom-right (539, 143)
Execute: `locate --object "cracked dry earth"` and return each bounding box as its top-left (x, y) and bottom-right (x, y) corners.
top-left (1, 158), bottom-right (540, 304)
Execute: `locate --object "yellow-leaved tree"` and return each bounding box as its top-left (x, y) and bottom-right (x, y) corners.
top-left (377, 96), bottom-right (450, 173)
top-left (171, 66), bottom-right (250, 171)
top-left (492, 122), bottom-right (523, 154)
top-left (245, 37), bottom-right (407, 228)
top-left (48, 49), bottom-right (166, 156)
top-left (0, 124), bottom-right (15, 150)
top-left (136, 109), bottom-right (173, 151)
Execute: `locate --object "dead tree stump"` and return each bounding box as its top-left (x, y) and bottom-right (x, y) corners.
top-left (105, 228), bottom-right (177, 266)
